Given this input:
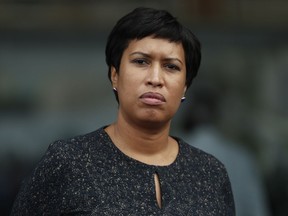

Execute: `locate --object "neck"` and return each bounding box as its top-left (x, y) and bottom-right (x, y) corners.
top-left (105, 113), bottom-right (178, 166)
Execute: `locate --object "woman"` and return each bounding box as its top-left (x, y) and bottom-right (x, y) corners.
top-left (11, 7), bottom-right (235, 215)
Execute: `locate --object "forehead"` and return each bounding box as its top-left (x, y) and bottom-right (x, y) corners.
top-left (124, 36), bottom-right (185, 59)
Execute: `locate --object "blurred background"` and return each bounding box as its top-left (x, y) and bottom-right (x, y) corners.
top-left (0, 0), bottom-right (287, 215)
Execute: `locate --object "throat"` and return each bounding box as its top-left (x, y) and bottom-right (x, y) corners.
top-left (105, 124), bottom-right (179, 166)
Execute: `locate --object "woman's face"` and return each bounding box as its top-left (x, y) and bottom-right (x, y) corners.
top-left (111, 36), bottom-right (187, 127)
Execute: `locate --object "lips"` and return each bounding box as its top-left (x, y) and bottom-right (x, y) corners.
top-left (139, 92), bottom-right (166, 105)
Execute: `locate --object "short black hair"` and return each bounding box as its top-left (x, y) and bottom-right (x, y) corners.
top-left (105, 7), bottom-right (201, 89)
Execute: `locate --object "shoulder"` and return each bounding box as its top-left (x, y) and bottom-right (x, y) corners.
top-left (177, 137), bottom-right (229, 179)
top-left (171, 137), bottom-right (236, 214)
top-left (178, 137), bottom-right (224, 165)
top-left (178, 137), bottom-right (235, 203)
top-left (10, 127), bottom-right (108, 215)
top-left (46, 126), bottom-right (107, 159)
top-left (20, 126), bottom-right (109, 188)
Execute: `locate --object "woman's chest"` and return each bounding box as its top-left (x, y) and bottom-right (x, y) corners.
top-left (58, 164), bottom-right (224, 215)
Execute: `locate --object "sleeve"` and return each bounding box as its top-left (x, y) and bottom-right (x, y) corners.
top-left (220, 168), bottom-right (236, 216)
top-left (10, 140), bottom-right (70, 216)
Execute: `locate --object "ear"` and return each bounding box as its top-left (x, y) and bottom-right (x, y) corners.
top-left (111, 66), bottom-right (118, 88)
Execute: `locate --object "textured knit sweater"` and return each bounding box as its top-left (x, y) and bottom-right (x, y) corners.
top-left (11, 127), bottom-right (235, 215)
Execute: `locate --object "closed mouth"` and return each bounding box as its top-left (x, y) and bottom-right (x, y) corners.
top-left (139, 92), bottom-right (166, 105)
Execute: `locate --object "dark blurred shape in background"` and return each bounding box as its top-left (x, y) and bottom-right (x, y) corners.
top-left (0, 0), bottom-right (287, 215)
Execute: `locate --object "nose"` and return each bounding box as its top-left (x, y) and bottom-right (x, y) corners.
top-left (146, 63), bottom-right (164, 88)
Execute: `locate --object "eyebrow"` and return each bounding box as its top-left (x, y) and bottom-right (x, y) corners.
top-left (129, 52), bottom-right (184, 65)
top-left (129, 52), bottom-right (150, 58)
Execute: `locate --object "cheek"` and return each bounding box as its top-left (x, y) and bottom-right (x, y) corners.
top-left (118, 74), bottom-right (141, 101)
top-left (170, 80), bottom-right (186, 95)
top-left (119, 76), bottom-right (136, 93)
top-left (119, 70), bottom-right (143, 90)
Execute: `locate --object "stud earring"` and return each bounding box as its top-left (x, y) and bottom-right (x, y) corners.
top-left (112, 87), bottom-right (119, 103)
top-left (181, 96), bottom-right (186, 102)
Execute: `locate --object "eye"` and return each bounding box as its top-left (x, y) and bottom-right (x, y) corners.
top-left (164, 63), bottom-right (181, 71)
top-left (131, 59), bottom-right (149, 65)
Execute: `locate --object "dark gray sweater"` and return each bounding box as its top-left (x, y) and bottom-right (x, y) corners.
top-left (11, 127), bottom-right (235, 215)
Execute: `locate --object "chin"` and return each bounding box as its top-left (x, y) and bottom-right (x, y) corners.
top-left (137, 111), bottom-right (172, 127)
